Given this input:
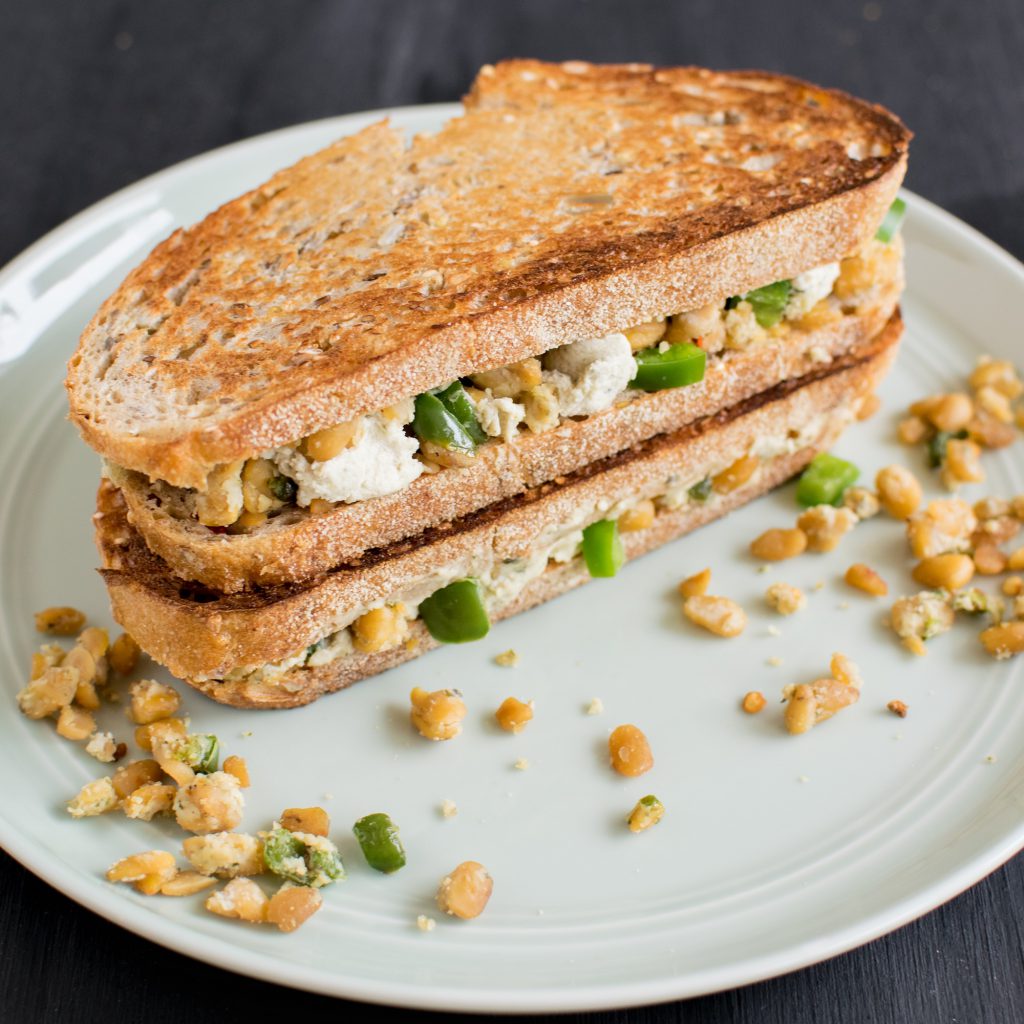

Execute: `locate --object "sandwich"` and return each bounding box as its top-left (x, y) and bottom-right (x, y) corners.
top-left (68, 60), bottom-right (911, 708)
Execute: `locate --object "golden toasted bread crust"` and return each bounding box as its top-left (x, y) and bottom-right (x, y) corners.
top-left (68, 61), bottom-right (909, 489)
top-left (111, 295), bottom-right (898, 591)
top-left (95, 312), bottom-right (900, 688)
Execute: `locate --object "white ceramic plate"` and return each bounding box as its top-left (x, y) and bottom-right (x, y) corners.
top-left (1, 104), bottom-right (1023, 1014)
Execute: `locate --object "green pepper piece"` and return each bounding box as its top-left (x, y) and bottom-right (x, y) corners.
top-left (629, 342), bottom-right (706, 393)
top-left (412, 392), bottom-right (476, 453)
top-left (582, 519), bottom-right (625, 578)
top-left (419, 579), bottom-right (490, 643)
top-left (177, 734), bottom-right (219, 774)
top-left (263, 826), bottom-right (345, 887)
top-left (435, 381), bottom-right (488, 445)
top-left (796, 452), bottom-right (860, 507)
top-left (744, 280), bottom-right (793, 328)
top-left (875, 197), bottom-right (907, 244)
top-left (688, 476), bottom-right (713, 503)
top-left (927, 428), bottom-right (968, 468)
top-left (352, 812), bottom-right (407, 873)
top-left (268, 474), bottom-right (297, 503)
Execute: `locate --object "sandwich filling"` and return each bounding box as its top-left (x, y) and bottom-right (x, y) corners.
top-left (208, 397), bottom-right (862, 690)
top-left (145, 229), bottom-right (903, 537)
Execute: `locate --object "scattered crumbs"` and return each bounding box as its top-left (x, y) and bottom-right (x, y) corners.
top-left (416, 915), bottom-right (436, 932)
top-left (756, 564), bottom-right (770, 574)
top-left (440, 799), bottom-right (457, 819)
top-left (766, 656), bottom-right (783, 667)
top-left (985, 754), bottom-right (998, 764)
top-left (514, 758), bottom-right (530, 771)
top-left (887, 700), bottom-right (908, 718)
top-left (812, 581), bottom-right (825, 592)
top-left (323, 792), bottom-right (334, 801)
top-left (893, 733), bottom-right (903, 741)
top-left (537, 909), bottom-right (545, 917)
top-left (837, 601), bottom-right (850, 611)
top-left (107, 692), bottom-right (121, 704)
top-left (494, 649), bottom-right (520, 668)
top-left (240, 730), bottom-right (253, 738)
top-left (797, 775), bottom-right (810, 783)
top-left (766, 626), bottom-right (781, 637)
top-left (586, 697), bottom-right (604, 716)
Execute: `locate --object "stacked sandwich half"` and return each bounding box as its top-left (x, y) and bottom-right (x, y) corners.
top-left (67, 61), bottom-right (911, 709)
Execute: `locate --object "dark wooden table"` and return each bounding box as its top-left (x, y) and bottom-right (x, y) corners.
top-left (3, 1), bottom-right (1024, 1020)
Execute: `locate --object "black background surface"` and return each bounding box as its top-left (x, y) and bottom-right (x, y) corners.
top-left (3, 2), bottom-right (1024, 1021)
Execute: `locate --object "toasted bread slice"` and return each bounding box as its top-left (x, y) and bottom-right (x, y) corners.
top-left (95, 311), bottom-right (900, 701)
top-left (110, 289), bottom-right (899, 591)
top-left (69, 61), bottom-right (909, 491)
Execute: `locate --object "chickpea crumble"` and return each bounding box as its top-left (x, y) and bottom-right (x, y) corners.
top-left (782, 653), bottom-right (863, 735)
top-left (765, 583), bottom-right (807, 616)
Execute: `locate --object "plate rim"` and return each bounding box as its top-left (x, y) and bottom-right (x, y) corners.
top-left (2, 104), bottom-right (1024, 1013)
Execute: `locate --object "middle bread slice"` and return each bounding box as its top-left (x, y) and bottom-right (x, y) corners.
top-left (96, 310), bottom-right (900, 701)
top-left (111, 270), bottom-right (900, 593)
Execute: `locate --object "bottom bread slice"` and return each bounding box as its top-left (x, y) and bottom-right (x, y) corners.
top-left (96, 314), bottom-right (900, 708)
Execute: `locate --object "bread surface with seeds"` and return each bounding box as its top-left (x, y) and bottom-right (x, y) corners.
top-left (95, 312), bottom-right (900, 695)
top-left (68, 60), bottom-right (909, 491)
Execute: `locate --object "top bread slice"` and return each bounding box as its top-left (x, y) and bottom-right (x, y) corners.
top-left (66, 60), bottom-right (909, 491)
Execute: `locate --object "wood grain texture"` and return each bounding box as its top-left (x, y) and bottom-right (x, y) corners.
top-left (3, 0), bottom-right (1024, 1020)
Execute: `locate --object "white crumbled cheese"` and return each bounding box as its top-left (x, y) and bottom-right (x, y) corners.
top-left (67, 777), bottom-right (119, 818)
top-left (183, 832), bottom-right (264, 877)
top-left (440, 799), bottom-right (458, 819)
top-left (477, 549), bottom-right (550, 611)
top-left (307, 630), bottom-right (354, 667)
top-left (586, 697), bottom-right (604, 715)
top-left (750, 413), bottom-right (830, 460)
top-left (271, 412), bottom-right (422, 505)
top-left (472, 391), bottom-right (526, 442)
top-left (542, 332), bottom-right (637, 416)
top-left (85, 731), bottom-right (118, 763)
top-left (417, 914), bottom-right (437, 932)
top-left (785, 263), bottom-right (840, 319)
top-left (548, 529), bottom-right (583, 563)
top-left (222, 630), bottom-right (353, 685)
